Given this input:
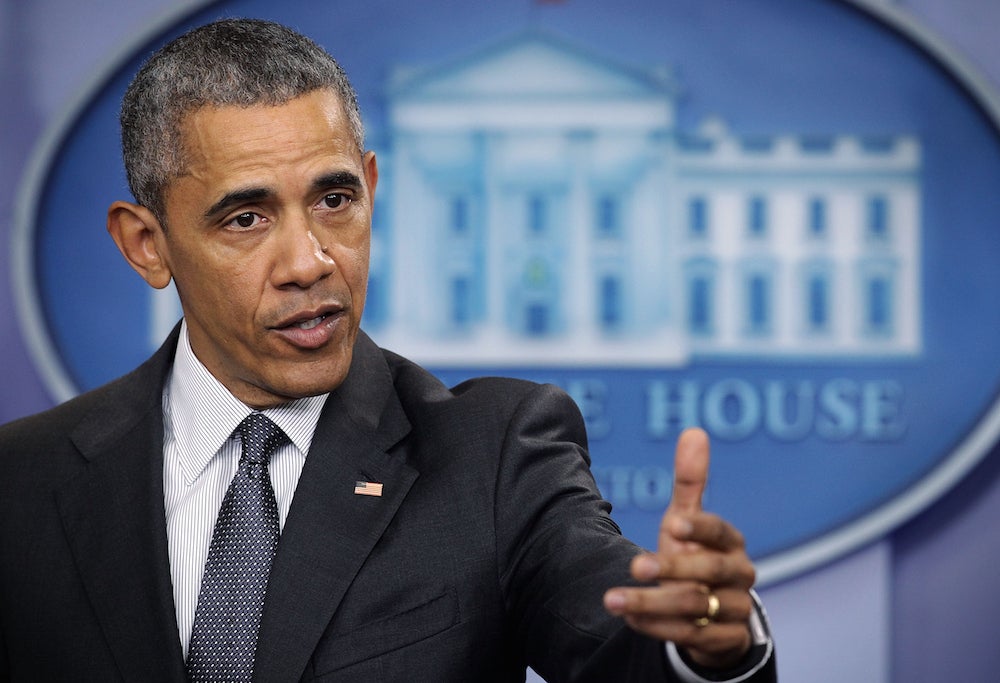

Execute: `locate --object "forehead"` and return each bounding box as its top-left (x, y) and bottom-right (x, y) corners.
top-left (175, 89), bottom-right (357, 180)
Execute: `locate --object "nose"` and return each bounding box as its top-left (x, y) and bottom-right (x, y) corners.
top-left (271, 213), bottom-right (336, 288)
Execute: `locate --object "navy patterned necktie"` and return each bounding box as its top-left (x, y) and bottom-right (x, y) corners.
top-left (186, 413), bottom-right (287, 682)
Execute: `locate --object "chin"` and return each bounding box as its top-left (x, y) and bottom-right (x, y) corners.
top-left (281, 365), bottom-right (351, 398)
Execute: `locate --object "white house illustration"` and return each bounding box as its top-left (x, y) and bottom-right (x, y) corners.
top-left (366, 31), bottom-right (922, 364)
top-left (151, 31), bottom-right (922, 365)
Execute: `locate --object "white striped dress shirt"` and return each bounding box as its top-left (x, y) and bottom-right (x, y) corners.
top-left (162, 322), bottom-right (328, 658)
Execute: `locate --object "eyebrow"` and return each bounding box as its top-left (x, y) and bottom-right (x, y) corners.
top-left (204, 187), bottom-right (274, 220)
top-left (311, 171), bottom-right (364, 194)
top-left (204, 171), bottom-right (366, 220)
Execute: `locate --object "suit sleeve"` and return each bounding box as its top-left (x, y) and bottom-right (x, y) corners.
top-left (491, 382), bottom-right (776, 683)
top-left (1, 621), bottom-right (8, 682)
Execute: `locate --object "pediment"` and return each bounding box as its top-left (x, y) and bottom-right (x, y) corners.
top-left (390, 31), bottom-right (674, 101)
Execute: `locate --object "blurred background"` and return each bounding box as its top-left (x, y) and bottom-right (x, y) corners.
top-left (3, 1), bottom-right (999, 680)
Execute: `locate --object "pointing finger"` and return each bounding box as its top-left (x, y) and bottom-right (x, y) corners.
top-left (669, 427), bottom-right (710, 515)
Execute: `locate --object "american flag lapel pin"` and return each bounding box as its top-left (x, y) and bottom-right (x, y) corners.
top-left (354, 480), bottom-right (384, 497)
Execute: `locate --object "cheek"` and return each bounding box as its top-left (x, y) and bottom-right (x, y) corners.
top-left (341, 247), bottom-right (370, 312)
top-left (348, 250), bottom-right (370, 296)
top-left (186, 259), bottom-right (263, 318)
top-left (338, 234), bottom-right (370, 284)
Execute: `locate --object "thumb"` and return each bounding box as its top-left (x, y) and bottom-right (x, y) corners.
top-left (669, 427), bottom-right (710, 515)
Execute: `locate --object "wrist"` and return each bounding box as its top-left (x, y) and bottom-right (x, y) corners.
top-left (685, 628), bottom-right (752, 670)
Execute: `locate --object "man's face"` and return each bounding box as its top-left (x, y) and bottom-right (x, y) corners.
top-left (156, 89), bottom-right (377, 408)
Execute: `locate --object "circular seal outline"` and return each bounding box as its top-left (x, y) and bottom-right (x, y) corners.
top-left (10, 0), bottom-right (1000, 585)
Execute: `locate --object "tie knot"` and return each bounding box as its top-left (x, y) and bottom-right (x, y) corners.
top-left (236, 413), bottom-right (287, 469)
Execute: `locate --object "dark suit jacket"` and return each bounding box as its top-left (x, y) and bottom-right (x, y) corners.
top-left (0, 328), bottom-right (775, 682)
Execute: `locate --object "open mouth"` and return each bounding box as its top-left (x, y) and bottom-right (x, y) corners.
top-left (269, 306), bottom-right (346, 350)
top-left (272, 305), bottom-right (343, 332)
top-left (292, 315), bottom-right (328, 331)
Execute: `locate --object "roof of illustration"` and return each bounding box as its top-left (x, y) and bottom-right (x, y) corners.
top-left (388, 29), bottom-right (678, 101)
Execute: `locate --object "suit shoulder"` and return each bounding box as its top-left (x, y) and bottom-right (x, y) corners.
top-left (0, 324), bottom-right (176, 451)
top-left (0, 361), bottom-right (161, 455)
top-left (381, 347), bottom-right (562, 406)
top-left (379, 346), bottom-right (583, 437)
top-left (1, 385), bottom-right (101, 449)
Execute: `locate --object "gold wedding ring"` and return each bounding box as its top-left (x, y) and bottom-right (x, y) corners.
top-left (695, 592), bottom-right (720, 627)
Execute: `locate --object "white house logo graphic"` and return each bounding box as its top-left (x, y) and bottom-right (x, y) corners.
top-left (15, 0), bottom-right (1000, 584)
top-left (151, 32), bottom-right (923, 367)
top-left (376, 33), bottom-right (922, 364)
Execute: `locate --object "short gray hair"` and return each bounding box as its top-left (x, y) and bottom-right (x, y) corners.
top-left (120, 18), bottom-right (365, 221)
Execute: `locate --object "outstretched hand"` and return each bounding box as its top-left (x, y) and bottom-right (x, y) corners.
top-left (603, 428), bottom-right (756, 670)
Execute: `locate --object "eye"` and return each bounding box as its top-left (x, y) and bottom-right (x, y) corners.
top-left (226, 212), bottom-right (263, 230)
top-left (319, 193), bottom-right (351, 210)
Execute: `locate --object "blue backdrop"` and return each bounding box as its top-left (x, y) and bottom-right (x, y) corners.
top-left (3, 1), bottom-right (1000, 681)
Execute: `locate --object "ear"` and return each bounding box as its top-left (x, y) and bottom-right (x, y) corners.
top-left (363, 150), bottom-right (379, 203)
top-left (106, 200), bottom-right (173, 289)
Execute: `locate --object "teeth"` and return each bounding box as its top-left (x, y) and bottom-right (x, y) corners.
top-left (295, 315), bottom-right (326, 330)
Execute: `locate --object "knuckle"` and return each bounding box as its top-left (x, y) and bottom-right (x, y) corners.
top-left (710, 517), bottom-right (729, 547)
top-left (681, 589), bottom-right (707, 617)
top-left (656, 555), bottom-right (675, 578)
top-left (730, 555), bottom-right (756, 588)
top-left (679, 621), bottom-right (704, 643)
top-left (661, 512), bottom-right (677, 534)
top-left (708, 555), bottom-right (728, 582)
top-left (624, 589), bottom-right (645, 612)
top-left (729, 593), bottom-right (753, 622)
top-left (730, 526), bottom-right (746, 549)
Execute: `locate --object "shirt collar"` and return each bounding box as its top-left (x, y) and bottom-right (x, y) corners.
top-left (165, 320), bottom-right (328, 485)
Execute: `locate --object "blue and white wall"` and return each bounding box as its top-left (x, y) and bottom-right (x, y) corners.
top-left (3, 1), bottom-right (999, 681)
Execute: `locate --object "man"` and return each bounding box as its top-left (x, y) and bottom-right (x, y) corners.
top-left (0, 18), bottom-right (775, 682)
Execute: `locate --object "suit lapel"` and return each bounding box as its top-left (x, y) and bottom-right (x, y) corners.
top-left (254, 333), bottom-right (416, 682)
top-left (51, 327), bottom-right (413, 682)
top-left (54, 330), bottom-right (187, 682)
